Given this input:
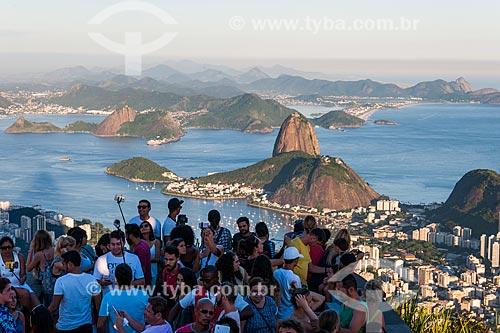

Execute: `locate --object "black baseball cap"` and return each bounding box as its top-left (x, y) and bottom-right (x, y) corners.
top-left (168, 198), bottom-right (184, 210)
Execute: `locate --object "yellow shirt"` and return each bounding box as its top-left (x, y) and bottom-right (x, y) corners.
top-left (291, 237), bottom-right (311, 286)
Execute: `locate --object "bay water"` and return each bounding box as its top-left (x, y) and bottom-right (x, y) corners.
top-left (1, 103), bottom-right (499, 238)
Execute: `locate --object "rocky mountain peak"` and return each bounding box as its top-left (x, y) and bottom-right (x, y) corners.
top-left (452, 77), bottom-right (473, 93)
top-left (272, 112), bottom-right (320, 157)
top-left (93, 106), bottom-right (136, 136)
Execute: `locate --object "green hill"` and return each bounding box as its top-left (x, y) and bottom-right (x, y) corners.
top-left (64, 121), bottom-right (99, 132)
top-left (118, 111), bottom-right (184, 140)
top-left (432, 169), bottom-right (500, 235)
top-left (196, 151), bottom-right (378, 210)
top-left (187, 93), bottom-right (296, 132)
top-left (311, 110), bottom-right (365, 129)
top-left (105, 157), bottom-right (179, 182)
top-left (4, 116), bottom-right (61, 133)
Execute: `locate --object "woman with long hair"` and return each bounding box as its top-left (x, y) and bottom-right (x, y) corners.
top-left (140, 221), bottom-right (161, 286)
top-left (215, 252), bottom-right (248, 286)
top-left (30, 304), bottom-right (55, 333)
top-left (237, 236), bottom-right (263, 273)
top-left (250, 254), bottom-right (280, 307)
top-left (255, 222), bottom-right (276, 259)
top-left (0, 237), bottom-right (39, 310)
top-left (8, 287), bottom-right (25, 333)
top-left (26, 230), bottom-right (54, 282)
top-left (170, 225), bottom-right (200, 273)
top-left (50, 236), bottom-right (76, 279)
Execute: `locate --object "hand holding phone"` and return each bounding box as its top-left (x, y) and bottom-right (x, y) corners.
top-left (214, 324), bottom-right (230, 333)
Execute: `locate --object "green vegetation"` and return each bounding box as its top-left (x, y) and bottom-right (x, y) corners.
top-left (118, 111), bottom-right (184, 139)
top-left (397, 297), bottom-right (488, 332)
top-left (64, 121), bottom-right (99, 132)
top-left (374, 119), bottom-right (398, 125)
top-left (106, 157), bottom-right (178, 182)
top-left (4, 117), bottom-right (61, 133)
top-left (197, 151), bottom-right (314, 188)
top-left (432, 169), bottom-right (500, 235)
top-left (311, 110), bottom-right (365, 129)
top-left (379, 239), bottom-right (445, 265)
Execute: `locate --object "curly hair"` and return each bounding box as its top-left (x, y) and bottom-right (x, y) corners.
top-left (170, 225), bottom-right (195, 247)
top-left (216, 252), bottom-right (243, 284)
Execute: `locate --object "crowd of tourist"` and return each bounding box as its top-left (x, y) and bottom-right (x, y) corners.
top-left (0, 198), bottom-right (387, 333)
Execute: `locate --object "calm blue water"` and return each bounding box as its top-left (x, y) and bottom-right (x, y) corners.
top-left (1, 103), bottom-right (499, 235)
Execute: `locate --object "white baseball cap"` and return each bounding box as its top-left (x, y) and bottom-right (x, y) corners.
top-left (284, 247), bottom-right (304, 260)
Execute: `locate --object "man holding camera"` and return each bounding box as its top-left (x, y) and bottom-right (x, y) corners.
top-left (129, 199), bottom-right (162, 238)
top-left (200, 210), bottom-right (232, 259)
top-left (163, 198), bottom-right (184, 247)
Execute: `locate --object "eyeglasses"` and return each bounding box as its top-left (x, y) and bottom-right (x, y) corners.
top-left (137, 205), bottom-right (149, 209)
top-left (199, 309), bottom-right (215, 315)
top-left (0, 246), bottom-right (13, 250)
top-left (140, 224), bottom-right (149, 228)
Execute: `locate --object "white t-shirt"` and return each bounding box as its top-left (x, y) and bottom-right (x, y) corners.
top-left (179, 287), bottom-right (249, 312)
top-left (129, 215), bottom-right (162, 238)
top-left (218, 310), bottom-right (241, 328)
top-left (162, 216), bottom-right (176, 238)
top-left (54, 272), bottom-right (101, 331)
top-left (93, 251), bottom-right (145, 293)
top-left (274, 268), bottom-right (302, 319)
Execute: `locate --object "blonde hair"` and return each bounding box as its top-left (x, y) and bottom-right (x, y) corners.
top-left (326, 228), bottom-right (352, 266)
top-left (55, 235), bottom-right (76, 257)
top-left (303, 215), bottom-right (317, 233)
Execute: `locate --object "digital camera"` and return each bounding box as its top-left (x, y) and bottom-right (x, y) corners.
top-left (5, 261), bottom-right (16, 270)
top-left (114, 194), bottom-right (125, 204)
top-left (198, 222), bottom-right (211, 229)
top-left (178, 214), bottom-right (188, 225)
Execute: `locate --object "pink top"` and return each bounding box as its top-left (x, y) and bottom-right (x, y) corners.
top-left (134, 239), bottom-right (152, 285)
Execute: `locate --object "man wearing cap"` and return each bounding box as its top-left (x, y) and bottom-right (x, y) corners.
top-left (129, 199), bottom-right (162, 238)
top-left (273, 247), bottom-right (303, 319)
top-left (163, 198), bottom-right (184, 246)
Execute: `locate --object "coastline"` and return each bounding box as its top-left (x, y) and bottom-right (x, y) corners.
top-left (161, 189), bottom-right (248, 200)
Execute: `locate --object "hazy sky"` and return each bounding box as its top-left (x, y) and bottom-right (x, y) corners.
top-left (1, 0), bottom-right (499, 87)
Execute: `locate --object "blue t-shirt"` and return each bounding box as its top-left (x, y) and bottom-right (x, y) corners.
top-left (99, 288), bottom-right (149, 333)
top-left (54, 273), bottom-right (101, 331)
top-left (243, 296), bottom-right (278, 333)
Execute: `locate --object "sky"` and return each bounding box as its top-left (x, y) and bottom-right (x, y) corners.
top-left (1, 0), bottom-right (499, 88)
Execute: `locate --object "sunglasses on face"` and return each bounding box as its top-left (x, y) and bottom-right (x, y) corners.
top-left (199, 278), bottom-right (211, 283)
top-left (0, 246), bottom-right (13, 250)
top-left (140, 224), bottom-right (149, 228)
top-left (137, 205), bottom-right (149, 209)
top-left (199, 309), bottom-right (215, 315)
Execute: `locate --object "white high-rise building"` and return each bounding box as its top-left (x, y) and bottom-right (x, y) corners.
top-left (488, 235), bottom-right (496, 261)
top-left (491, 242), bottom-right (500, 268)
top-left (462, 228), bottom-right (472, 240)
top-left (480, 234), bottom-right (487, 259)
top-left (453, 226), bottom-right (462, 237)
top-left (419, 228), bottom-right (430, 242)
